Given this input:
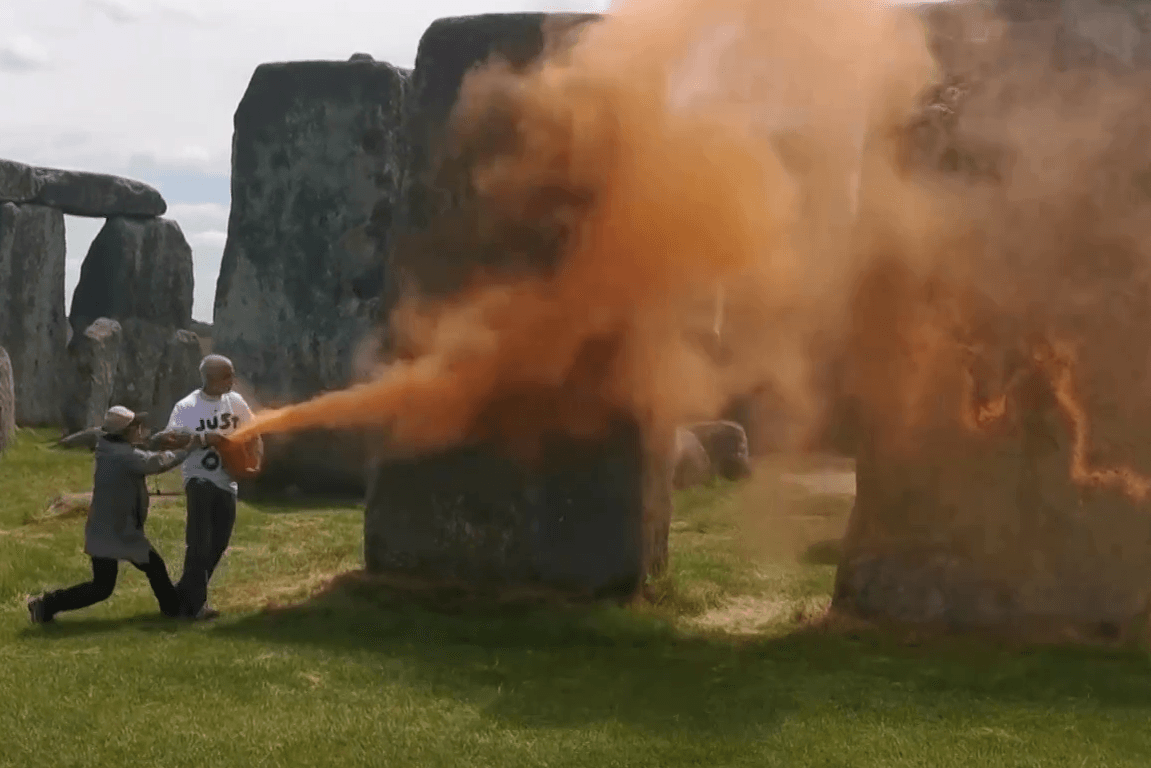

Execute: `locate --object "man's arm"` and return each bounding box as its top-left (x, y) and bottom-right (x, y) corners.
top-left (154, 402), bottom-right (193, 449)
top-left (125, 446), bottom-right (193, 476)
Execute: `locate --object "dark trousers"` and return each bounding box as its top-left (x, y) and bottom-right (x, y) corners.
top-left (41, 550), bottom-right (180, 619)
top-left (176, 478), bottom-right (237, 616)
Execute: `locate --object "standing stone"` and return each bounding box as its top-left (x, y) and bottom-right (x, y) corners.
top-left (212, 56), bottom-right (408, 495)
top-left (111, 320), bottom-right (201, 432)
top-left (364, 13), bottom-right (669, 598)
top-left (0, 347), bottom-right (15, 454)
top-left (391, 12), bottom-right (601, 300)
top-left (687, 421), bottom-right (752, 482)
top-left (69, 217), bottom-right (193, 335)
top-left (63, 318), bottom-right (123, 435)
top-left (68, 217), bottom-right (198, 431)
top-left (0, 203), bottom-right (67, 425)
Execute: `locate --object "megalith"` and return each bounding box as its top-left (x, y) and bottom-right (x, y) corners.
top-left (0, 202), bottom-right (67, 425)
top-left (0, 158), bottom-right (166, 217)
top-left (0, 347), bottom-right (15, 454)
top-left (69, 217), bottom-right (199, 430)
top-left (63, 318), bottom-right (123, 435)
top-left (362, 13), bottom-right (670, 598)
top-left (212, 55), bottom-right (408, 495)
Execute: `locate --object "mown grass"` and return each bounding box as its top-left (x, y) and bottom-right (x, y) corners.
top-left (2, 427), bottom-right (1151, 767)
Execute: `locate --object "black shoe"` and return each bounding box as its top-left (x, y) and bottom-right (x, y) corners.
top-left (27, 596), bottom-right (52, 625)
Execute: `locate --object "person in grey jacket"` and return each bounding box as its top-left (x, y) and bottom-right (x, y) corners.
top-left (26, 406), bottom-right (217, 624)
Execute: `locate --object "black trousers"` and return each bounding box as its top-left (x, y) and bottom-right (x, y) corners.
top-left (176, 478), bottom-right (237, 616)
top-left (41, 549), bottom-right (180, 619)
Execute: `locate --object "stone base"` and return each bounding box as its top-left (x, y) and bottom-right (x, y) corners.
top-left (364, 419), bottom-right (669, 599)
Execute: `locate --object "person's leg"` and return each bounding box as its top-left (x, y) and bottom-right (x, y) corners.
top-left (132, 548), bottom-right (181, 618)
top-left (176, 479), bottom-right (215, 616)
top-left (205, 485), bottom-right (237, 583)
top-left (37, 558), bottom-right (119, 620)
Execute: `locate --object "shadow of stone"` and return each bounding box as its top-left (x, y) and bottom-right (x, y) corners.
top-left (210, 570), bottom-right (1151, 732)
top-left (800, 538), bottom-right (843, 566)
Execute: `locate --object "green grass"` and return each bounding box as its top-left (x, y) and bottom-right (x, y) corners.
top-left (2, 427), bottom-right (1151, 767)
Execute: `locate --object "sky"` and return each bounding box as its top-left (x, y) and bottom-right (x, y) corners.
top-left (1, 0), bottom-right (611, 322)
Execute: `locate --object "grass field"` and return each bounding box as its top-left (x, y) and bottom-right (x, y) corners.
top-left (3, 428), bottom-right (1151, 767)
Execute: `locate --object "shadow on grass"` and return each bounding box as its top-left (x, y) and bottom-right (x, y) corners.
top-left (209, 571), bottom-right (1151, 735)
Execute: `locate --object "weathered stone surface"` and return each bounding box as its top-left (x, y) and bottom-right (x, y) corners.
top-left (672, 427), bottom-right (711, 490)
top-left (111, 320), bottom-right (201, 432)
top-left (213, 56), bottom-right (408, 494)
top-left (30, 167), bottom-right (166, 218)
top-left (687, 421), bottom-right (752, 482)
top-left (63, 318), bottom-right (123, 434)
top-left (0, 203), bottom-right (67, 425)
top-left (365, 419), bottom-right (669, 597)
top-left (0, 158), bottom-right (167, 216)
top-left (69, 217), bottom-right (193, 336)
top-left (0, 347), bottom-right (15, 454)
top-left (363, 13), bottom-right (670, 598)
top-left (389, 12), bottom-right (602, 301)
top-left (0, 159), bottom-right (38, 203)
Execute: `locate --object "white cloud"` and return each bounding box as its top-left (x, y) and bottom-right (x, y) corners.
top-left (0, 35), bottom-right (51, 72)
top-left (168, 202), bottom-right (229, 230)
top-left (190, 230), bottom-right (228, 249)
top-left (88, 0), bottom-right (145, 23)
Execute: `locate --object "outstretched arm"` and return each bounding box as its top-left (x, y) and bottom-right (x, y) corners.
top-left (126, 446), bottom-right (192, 476)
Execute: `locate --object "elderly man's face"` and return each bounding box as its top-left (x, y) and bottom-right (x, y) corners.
top-left (204, 366), bottom-right (235, 396)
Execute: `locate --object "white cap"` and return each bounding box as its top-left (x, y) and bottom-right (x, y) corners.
top-left (101, 405), bottom-right (146, 435)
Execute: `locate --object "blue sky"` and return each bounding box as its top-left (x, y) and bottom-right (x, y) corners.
top-left (2, 0), bottom-right (609, 322)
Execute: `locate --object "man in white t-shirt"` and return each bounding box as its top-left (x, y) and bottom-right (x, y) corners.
top-left (159, 354), bottom-right (263, 619)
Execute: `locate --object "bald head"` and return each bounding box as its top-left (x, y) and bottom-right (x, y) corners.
top-left (200, 355), bottom-right (235, 396)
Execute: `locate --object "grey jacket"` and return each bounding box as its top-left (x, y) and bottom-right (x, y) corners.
top-left (84, 436), bottom-right (190, 564)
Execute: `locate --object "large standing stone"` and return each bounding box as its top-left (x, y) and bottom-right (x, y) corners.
top-left (0, 347), bottom-right (15, 454)
top-left (63, 318), bottom-right (123, 435)
top-left (0, 203), bottom-right (67, 425)
top-left (390, 12), bottom-right (601, 301)
top-left (69, 217), bottom-right (194, 335)
top-left (364, 13), bottom-right (670, 598)
top-left (212, 56), bottom-right (408, 495)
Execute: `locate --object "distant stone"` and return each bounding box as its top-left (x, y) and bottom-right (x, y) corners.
top-left (69, 217), bottom-right (193, 335)
top-left (30, 167), bottom-right (166, 218)
top-left (63, 318), bottom-right (123, 435)
top-left (0, 159), bottom-right (39, 203)
top-left (213, 56), bottom-right (408, 494)
top-left (672, 427), bottom-right (711, 489)
top-left (0, 347), bottom-right (15, 454)
top-left (687, 421), bottom-right (752, 481)
top-left (0, 203), bottom-right (67, 425)
top-left (349, 52), bottom-right (374, 61)
top-left (111, 321), bottom-right (201, 432)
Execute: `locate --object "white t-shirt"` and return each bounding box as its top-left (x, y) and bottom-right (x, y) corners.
top-left (166, 389), bottom-right (255, 495)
